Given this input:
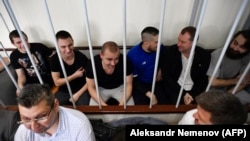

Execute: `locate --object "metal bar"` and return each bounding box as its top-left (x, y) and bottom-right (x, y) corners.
top-left (43, 0), bottom-right (76, 108)
top-left (122, 0), bottom-right (127, 109)
top-left (176, 0), bottom-right (208, 108)
top-left (233, 1), bottom-right (250, 94)
top-left (0, 54), bottom-right (20, 92)
top-left (150, 0), bottom-right (166, 109)
top-left (206, 0), bottom-right (248, 92)
top-left (189, 0), bottom-right (200, 26)
top-left (0, 12), bottom-right (10, 33)
top-left (82, 0), bottom-right (102, 109)
top-left (3, 0), bottom-right (44, 84)
top-left (0, 41), bottom-right (10, 61)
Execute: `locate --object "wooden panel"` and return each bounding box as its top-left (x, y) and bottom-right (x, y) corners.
top-left (1, 105), bottom-right (196, 114)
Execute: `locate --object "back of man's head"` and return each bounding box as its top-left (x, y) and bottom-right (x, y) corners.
top-left (16, 84), bottom-right (54, 108)
top-left (141, 26), bottom-right (159, 42)
top-left (195, 90), bottom-right (248, 124)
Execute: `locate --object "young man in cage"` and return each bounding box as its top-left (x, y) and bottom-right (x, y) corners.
top-left (9, 30), bottom-right (55, 96)
top-left (50, 30), bottom-right (90, 105)
top-left (86, 41), bottom-right (134, 106)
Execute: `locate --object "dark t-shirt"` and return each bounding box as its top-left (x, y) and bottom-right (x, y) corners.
top-left (86, 54), bottom-right (133, 89)
top-left (10, 43), bottom-right (53, 86)
top-left (50, 50), bottom-right (89, 93)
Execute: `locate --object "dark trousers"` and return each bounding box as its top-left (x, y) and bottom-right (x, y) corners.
top-left (55, 91), bottom-right (90, 105)
top-left (132, 78), bottom-right (152, 105)
top-left (154, 80), bottom-right (186, 105)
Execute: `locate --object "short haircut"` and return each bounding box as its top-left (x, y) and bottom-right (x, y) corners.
top-left (56, 30), bottom-right (73, 40)
top-left (9, 30), bottom-right (28, 43)
top-left (16, 84), bottom-right (54, 108)
top-left (232, 30), bottom-right (250, 50)
top-left (195, 90), bottom-right (248, 124)
top-left (180, 26), bottom-right (197, 41)
top-left (141, 26), bottom-right (159, 42)
top-left (101, 41), bottom-right (119, 54)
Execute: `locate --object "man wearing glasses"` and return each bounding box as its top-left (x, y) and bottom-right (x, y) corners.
top-left (14, 84), bottom-right (96, 141)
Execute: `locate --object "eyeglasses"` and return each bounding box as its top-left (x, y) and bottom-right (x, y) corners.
top-left (17, 103), bottom-right (53, 125)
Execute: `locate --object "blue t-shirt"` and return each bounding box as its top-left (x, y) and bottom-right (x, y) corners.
top-left (127, 42), bottom-right (164, 83)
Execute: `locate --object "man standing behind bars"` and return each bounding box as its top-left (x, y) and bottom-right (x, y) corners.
top-left (9, 30), bottom-right (54, 96)
top-left (157, 26), bottom-right (211, 105)
top-left (207, 29), bottom-right (250, 105)
top-left (86, 41), bottom-right (134, 106)
top-left (50, 30), bottom-right (90, 105)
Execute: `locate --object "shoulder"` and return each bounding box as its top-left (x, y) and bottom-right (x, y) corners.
top-left (74, 50), bottom-right (88, 59)
top-left (14, 124), bottom-right (29, 140)
top-left (178, 108), bottom-right (197, 125)
top-left (243, 52), bottom-right (250, 62)
top-left (94, 54), bottom-right (101, 61)
top-left (162, 44), bottom-right (178, 56)
top-left (195, 46), bottom-right (211, 57)
top-left (165, 44), bottom-right (177, 51)
top-left (60, 107), bottom-right (87, 118)
top-left (30, 43), bottom-right (49, 48)
top-left (10, 49), bottom-right (20, 57)
top-left (195, 46), bottom-right (209, 53)
top-left (50, 53), bottom-right (58, 60)
top-left (128, 43), bottom-right (142, 54)
top-left (211, 48), bottom-right (222, 55)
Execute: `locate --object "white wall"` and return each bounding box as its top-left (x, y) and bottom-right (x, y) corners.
top-left (0, 0), bottom-right (249, 54)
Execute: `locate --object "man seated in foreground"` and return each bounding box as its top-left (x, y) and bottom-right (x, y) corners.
top-left (178, 90), bottom-right (248, 125)
top-left (14, 84), bottom-right (95, 141)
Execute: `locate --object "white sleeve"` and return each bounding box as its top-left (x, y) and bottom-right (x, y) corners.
top-left (178, 109), bottom-right (197, 125)
top-left (14, 125), bottom-right (29, 141)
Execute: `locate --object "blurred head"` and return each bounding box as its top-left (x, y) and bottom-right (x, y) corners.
top-left (9, 30), bottom-right (29, 53)
top-left (177, 26), bottom-right (197, 55)
top-left (141, 26), bottom-right (159, 52)
top-left (100, 41), bottom-right (120, 74)
top-left (16, 84), bottom-right (59, 133)
top-left (226, 30), bottom-right (250, 59)
top-left (193, 90), bottom-right (247, 125)
top-left (56, 30), bottom-right (74, 58)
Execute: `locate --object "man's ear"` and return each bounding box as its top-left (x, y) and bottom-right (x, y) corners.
top-left (100, 52), bottom-right (103, 59)
top-left (54, 99), bottom-right (60, 111)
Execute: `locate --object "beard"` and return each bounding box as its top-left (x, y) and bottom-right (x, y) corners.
top-left (225, 47), bottom-right (249, 59)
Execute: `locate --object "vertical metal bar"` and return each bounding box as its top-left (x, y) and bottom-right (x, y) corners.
top-left (206, 0), bottom-right (248, 92)
top-left (3, 0), bottom-right (44, 84)
top-left (233, 61), bottom-right (250, 94)
top-left (0, 42), bottom-right (10, 61)
top-left (150, 0), bottom-right (166, 109)
top-left (189, 0), bottom-right (200, 26)
top-left (232, 0), bottom-right (250, 94)
top-left (0, 13), bottom-right (10, 33)
top-left (176, 0), bottom-right (208, 108)
top-left (122, 0), bottom-right (127, 109)
top-left (43, 0), bottom-right (76, 108)
top-left (0, 54), bottom-right (20, 92)
top-left (82, 0), bottom-right (102, 109)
